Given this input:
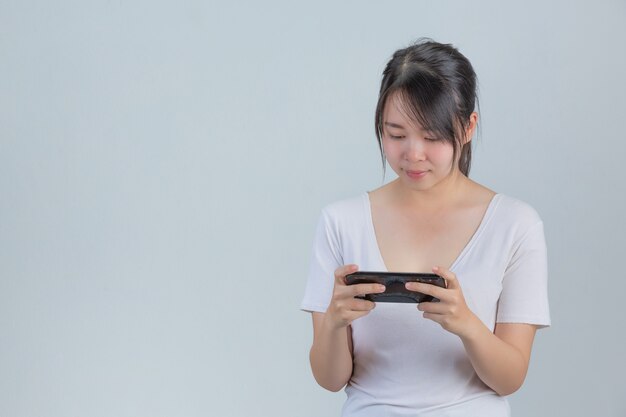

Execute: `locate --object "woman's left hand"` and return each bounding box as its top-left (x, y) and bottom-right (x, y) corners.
top-left (405, 266), bottom-right (480, 338)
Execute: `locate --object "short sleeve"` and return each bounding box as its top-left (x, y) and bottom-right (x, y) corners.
top-left (300, 208), bottom-right (343, 313)
top-left (496, 221), bottom-right (551, 328)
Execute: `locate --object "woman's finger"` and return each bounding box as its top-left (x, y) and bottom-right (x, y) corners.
top-left (405, 281), bottom-right (446, 300)
top-left (335, 264), bottom-right (359, 285)
top-left (417, 301), bottom-right (447, 314)
top-left (432, 266), bottom-right (458, 290)
top-left (351, 283), bottom-right (386, 297)
top-left (348, 298), bottom-right (377, 311)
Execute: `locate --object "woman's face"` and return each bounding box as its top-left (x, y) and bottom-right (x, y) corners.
top-left (381, 93), bottom-right (459, 191)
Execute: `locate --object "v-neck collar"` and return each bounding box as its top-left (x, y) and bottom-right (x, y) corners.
top-left (363, 192), bottom-right (501, 273)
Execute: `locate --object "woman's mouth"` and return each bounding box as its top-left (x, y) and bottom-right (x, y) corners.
top-left (406, 170), bottom-right (428, 179)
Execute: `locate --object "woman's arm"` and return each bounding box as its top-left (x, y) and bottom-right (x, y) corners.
top-left (309, 264), bottom-right (385, 392)
top-left (406, 266), bottom-right (538, 396)
top-left (309, 312), bottom-right (354, 392)
top-left (459, 319), bottom-right (537, 396)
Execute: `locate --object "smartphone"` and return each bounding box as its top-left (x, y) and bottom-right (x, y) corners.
top-left (344, 271), bottom-right (446, 303)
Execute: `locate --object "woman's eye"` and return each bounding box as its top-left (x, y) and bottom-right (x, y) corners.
top-left (390, 135), bottom-right (404, 139)
top-left (425, 137), bottom-right (441, 142)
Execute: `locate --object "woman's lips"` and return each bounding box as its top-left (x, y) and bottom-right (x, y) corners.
top-left (406, 170), bottom-right (428, 179)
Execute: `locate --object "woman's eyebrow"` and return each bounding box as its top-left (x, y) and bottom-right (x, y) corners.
top-left (384, 122), bottom-right (405, 129)
top-left (384, 121), bottom-right (430, 132)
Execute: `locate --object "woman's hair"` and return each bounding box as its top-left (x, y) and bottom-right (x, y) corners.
top-left (375, 38), bottom-right (480, 181)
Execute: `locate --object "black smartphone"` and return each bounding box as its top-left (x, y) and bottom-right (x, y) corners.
top-left (344, 271), bottom-right (446, 303)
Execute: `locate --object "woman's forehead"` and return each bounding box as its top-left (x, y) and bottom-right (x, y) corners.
top-left (383, 95), bottom-right (431, 132)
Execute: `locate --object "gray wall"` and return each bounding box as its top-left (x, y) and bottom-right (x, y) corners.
top-left (1, 0), bottom-right (624, 416)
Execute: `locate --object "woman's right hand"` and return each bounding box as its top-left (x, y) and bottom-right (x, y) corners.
top-left (324, 264), bottom-right (386, 330)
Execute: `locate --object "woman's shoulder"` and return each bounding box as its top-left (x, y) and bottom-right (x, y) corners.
top-left (488, 195), bottom-right (545, 248)
top-left (313, 193), bottom-right (370, 240)
top-left (464, 177), bottom-right (534, 213)
top-left (318, 192), bottom-right (368, 220)
top-left (494, 193), bottom-right (543, 225)
top-left (465, 180), bottom-right (543, 232)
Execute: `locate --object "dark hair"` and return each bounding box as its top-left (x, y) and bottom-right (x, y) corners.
top-left (375, 38), bottom-right (480, 181)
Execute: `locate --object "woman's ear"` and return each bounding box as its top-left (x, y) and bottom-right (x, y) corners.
top-left (463, 112), bottom-right (478, 145)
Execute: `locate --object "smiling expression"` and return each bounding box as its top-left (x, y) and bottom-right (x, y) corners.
top-left (381, 92), bottom-right (462, 189)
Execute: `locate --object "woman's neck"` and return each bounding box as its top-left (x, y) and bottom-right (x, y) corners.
top-left (389, 170), bottom-right (471, 213)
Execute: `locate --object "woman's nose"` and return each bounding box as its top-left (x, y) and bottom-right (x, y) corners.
top-left (404, 138), bottom-right (426, 161)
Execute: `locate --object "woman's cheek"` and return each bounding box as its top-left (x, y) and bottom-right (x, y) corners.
top-left (429, 143), bottom-right (455, 165)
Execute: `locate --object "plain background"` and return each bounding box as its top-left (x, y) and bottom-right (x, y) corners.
top-left (1, 0), bottom-right (625, 416)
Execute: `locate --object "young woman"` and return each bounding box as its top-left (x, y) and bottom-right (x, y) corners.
top-left (300, 39), bottom-right (550, 416)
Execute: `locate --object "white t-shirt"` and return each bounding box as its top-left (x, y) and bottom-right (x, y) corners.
top-left (300, 192), bottom-right (550, 417)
